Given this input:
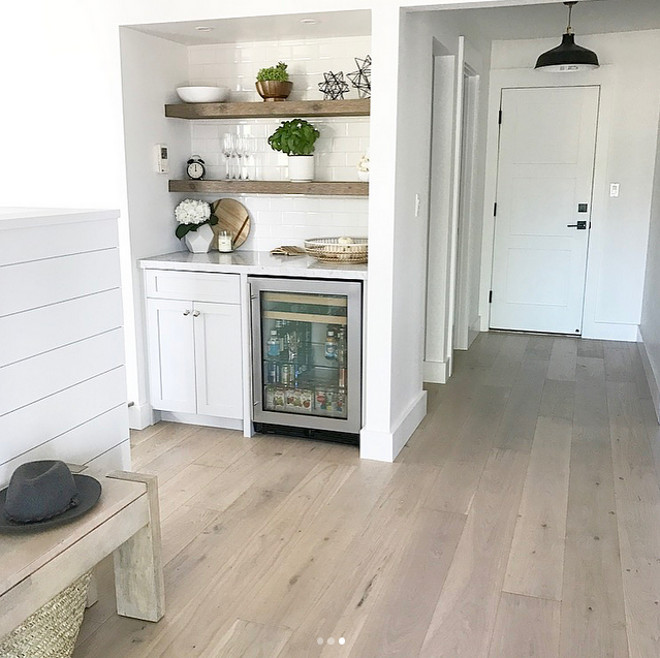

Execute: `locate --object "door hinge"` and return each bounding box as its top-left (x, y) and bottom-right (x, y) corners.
top-left (489, 290), bottom-right (493, 303)
top-left (498, 109), bottom-right (502, 125)
top-left (493, 202), bottom-right (497, 217)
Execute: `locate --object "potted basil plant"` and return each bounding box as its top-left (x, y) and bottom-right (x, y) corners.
top-left (267, 118), bottom-right (321, 182)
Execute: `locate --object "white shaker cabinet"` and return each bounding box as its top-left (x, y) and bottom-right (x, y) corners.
top-left (144, 270), bottom-right (243, 423)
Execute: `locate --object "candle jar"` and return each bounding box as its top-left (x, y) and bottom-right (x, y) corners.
top-left (217, 229), bottom-right (233, 252)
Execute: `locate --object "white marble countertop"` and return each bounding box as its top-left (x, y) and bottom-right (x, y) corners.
top-left (0, 207), bottom-right (119, 230)
top-left (139, 250), bottom-right (368, 280)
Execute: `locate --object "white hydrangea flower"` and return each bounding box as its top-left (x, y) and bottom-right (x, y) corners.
top-left (175, 199), bottom-right (211, 225)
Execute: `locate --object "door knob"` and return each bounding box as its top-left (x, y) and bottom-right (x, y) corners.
top-left (567, 220), bottom-right (587, 230)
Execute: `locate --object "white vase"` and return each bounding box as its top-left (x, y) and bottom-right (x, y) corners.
top-left (184, 223), bottom-right (214, 253)
top-left (288, 155), bottom-right (314, 182)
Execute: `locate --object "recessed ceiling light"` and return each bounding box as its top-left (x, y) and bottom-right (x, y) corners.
top-left (195, 26), bottom-right (214, 32)
top-left (300, 18), bottom-right (319, 25)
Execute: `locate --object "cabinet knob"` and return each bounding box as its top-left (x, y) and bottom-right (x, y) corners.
top-left (183, 309), bottom-right (191, 316)
top-left (193, 310), bottom-right (201, 317)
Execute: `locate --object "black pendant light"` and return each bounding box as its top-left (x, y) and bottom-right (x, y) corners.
top-left (535, 1), bottom-right (599, 72)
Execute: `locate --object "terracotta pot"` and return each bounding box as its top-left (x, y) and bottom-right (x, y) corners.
top-left (255, 80), bottom-right (293, 102)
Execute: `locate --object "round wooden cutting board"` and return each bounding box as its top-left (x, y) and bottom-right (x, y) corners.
top-left (210, 198), bottom-right (251, 250)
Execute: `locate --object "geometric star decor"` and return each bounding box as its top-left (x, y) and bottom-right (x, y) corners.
top-left (318, 70), bottom-right (350, 100)
top-left (347, 55), bottom-right (371, 98)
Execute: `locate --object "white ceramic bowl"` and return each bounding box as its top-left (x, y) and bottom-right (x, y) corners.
top-left (176, 86), bottom-right (229, 103)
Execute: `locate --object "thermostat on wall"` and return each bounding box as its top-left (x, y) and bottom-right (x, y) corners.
top-left (155, 144), bottom-right (169, 174)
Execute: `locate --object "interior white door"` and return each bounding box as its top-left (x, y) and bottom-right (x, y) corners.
top-left (490, 86), bottom-right (599, 334)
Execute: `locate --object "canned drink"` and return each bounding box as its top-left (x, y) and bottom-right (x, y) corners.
top-left (267, 361), bottom-right (277, 383)
top-left (285, 388), bottom-right (296, 409)
top-left (315, 388), bottom-right (328, 411)
top-left (281, 364), bottom-right (292, 385)
top-left (273, 386), bottom-right (286, 408)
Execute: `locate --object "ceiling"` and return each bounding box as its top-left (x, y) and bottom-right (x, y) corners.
top-left (127, 1), bottom-right (660, 46)
top-left (436, 0), bottom-right (660, 41)
top-left (127, 10), bottom-right (371, 46)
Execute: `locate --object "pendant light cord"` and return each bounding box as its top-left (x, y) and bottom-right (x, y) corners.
top-left (564, 1), bottom-right (577, 35)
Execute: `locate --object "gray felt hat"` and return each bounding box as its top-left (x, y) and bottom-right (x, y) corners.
top-left (0, 460), bottom-right (101, 533)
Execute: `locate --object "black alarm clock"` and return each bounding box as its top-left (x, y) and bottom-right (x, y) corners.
top-left (186, 155), bottom-right (206, 180)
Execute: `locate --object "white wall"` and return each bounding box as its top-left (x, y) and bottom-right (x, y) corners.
top-left (480, 30), bottom-right (660, 342)
top-left (639, 114), bottom-right (660, 418)
top-left (119, 28), bottom-right (191, 427)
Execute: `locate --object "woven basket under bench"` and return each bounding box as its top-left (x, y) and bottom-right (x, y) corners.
top-left (0, 570), bottom-right (92, 658)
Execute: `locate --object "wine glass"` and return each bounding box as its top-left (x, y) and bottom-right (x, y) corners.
top-left (238, 136), bottom-right (252, 180)
top-left (234, 135), bottom-right (246, 180)
top-left (222, 133), bottom-right (234, 180)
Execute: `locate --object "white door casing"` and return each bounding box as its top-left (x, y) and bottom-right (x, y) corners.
top-left (490, 85), bottom-right (599, 335)
top-left (454, 65), bottom-right (481, 351)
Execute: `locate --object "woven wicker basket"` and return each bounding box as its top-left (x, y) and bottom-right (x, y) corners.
top-left (304, 237), bottom-right (368, 263)
top-left (0, 570), bottom-right (92, 658)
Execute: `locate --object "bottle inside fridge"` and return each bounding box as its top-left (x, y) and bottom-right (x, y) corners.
top-left (250, 277), bottom-right (362, 437)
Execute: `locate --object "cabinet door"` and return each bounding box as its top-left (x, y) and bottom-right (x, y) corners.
top-left (146, 299), bottom-right (196, 413)
top-left (193, 302), bottom-right (243, 419)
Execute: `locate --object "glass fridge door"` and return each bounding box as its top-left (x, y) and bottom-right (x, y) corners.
top-left (251, 278), bottom-right (362, 433)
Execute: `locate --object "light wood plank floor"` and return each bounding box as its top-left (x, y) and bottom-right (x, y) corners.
top-left (73, 333), bottom-right (660, 657)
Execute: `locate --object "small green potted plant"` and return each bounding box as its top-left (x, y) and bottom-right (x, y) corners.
top-left (255, 61), bottom-right (293, 101)
top-left (268, 118), bottom-right (321, 182)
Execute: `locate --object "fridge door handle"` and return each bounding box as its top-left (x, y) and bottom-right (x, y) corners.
top-left (250, 284), bottom-right (262, 413)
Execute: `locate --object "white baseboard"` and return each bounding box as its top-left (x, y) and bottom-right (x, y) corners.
top-left (128, 401), bottom-right (155, 430)
top-left (467, 318), bottom-right (481, 348)
top-left (423, 358), bottom-right (449, 384)
top-left (637, 337), bottom-right (660, 423)
top-left (159, 411), bottom-right (243, 431)
top-left (360, 389), bottom-right (427, 462)
top-left (582, 322), bottom-right (639, 342)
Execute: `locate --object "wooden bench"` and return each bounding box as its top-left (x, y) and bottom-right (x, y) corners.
top-left (0, 470), bottom-right (164, 638)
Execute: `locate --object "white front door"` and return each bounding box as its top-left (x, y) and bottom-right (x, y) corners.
top-left (490, 86), bottom-right (599, 335)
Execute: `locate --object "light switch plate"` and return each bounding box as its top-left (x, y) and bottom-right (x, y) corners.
top-left (609, 182), bottom-right (620, 198)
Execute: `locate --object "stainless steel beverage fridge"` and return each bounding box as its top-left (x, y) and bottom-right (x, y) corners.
top-left (249, 277), bottom-right (362, 441)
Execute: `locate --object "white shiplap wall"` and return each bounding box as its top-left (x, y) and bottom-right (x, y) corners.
top-left (0, 208), bottom-right (130, 488)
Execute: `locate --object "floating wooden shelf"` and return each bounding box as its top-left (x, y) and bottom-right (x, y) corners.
top-left (169, 180), bottom-right (368, 197)
top-left (165, 98), bottom-right (370, 120)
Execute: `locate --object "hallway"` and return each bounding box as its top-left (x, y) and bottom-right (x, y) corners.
top-left (75, 333), bottom-right (660, 656)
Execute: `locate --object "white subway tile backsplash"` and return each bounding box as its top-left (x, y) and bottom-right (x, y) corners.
top-left (266, 45), bottom-right (293, 61)
top-left (183, 35), bottom-right (370, 247)
top-left (348, 121), bottom-right (371, 137)
top-left (194, 124), bottom-right (220, 140)
top-left (292, 44), bottom-right (317, 61)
